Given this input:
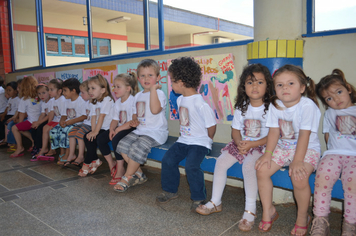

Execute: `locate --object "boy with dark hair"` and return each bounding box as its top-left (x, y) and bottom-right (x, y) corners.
top-left (156, 57), bottom-right (217, 211)
top-left (49, 78), bottom-right (87, 164)
top-left (0, 76), bottom-right (8, 120)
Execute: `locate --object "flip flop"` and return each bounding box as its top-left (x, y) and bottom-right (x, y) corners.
top-left (72, 161), bottom-right (83, 166)
top-left (259, 211), bottom-right (279, 232)
top-left (291, 215), bottom-right (312, 236)
top-left (10, 152), bottom-right (25, 158)
top-left (111, 164), bottom-right (117, 177)
top-left (37, 155), bottom-right (55, 161)
top-left (57, 154), bottom-right (67, 165)
top-left (109, 176), bottom-right (121, 185)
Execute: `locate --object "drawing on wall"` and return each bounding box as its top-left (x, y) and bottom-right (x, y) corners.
top-left (56, 69), bottom-right (83, 82)
top-left (168, 53), bottom-right (237, 124)
top-left (34, 72), bottom-right (55, 83)
top-left (83, 65), bottom-right (118, 98)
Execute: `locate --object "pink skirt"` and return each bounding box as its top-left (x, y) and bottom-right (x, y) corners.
top-left (221, 141), bottom-right (265, 164)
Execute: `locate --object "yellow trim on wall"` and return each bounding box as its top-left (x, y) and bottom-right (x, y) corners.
top-left (248, 40), bottom-right (303, 59)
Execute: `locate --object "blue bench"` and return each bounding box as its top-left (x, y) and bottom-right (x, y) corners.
top-left (146, 136), bottom-right (344, 200)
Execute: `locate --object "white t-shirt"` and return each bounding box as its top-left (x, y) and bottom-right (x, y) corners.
top-left (0, 87), bottom-right (7, 113)
top-left (112, 95), bottom-right (135, 127)
top-left (176, 94), bottom-right (216, 150)
top-left (266, 97), bottom-right (321, 153)
top-left (232, 104), bottom-right (269, 141)
top-left (133, 90), bottom-right (168, 145)
top-left (322, 106), bottom-right (356, 157)
top-left (90, 96), bottom-right (114, 130)
top-left (6, 96), bottom-right (20, 116)
top-left (41, 98), bottom-right (53, 116)
top-left (60, 96), bottom-right (87, 124)
top-left (51, 96), bottom-right (67, 123)
top-left (17, 97), bottom-right (42, 123)
top-left (83, 100), bottom-right (92, 126)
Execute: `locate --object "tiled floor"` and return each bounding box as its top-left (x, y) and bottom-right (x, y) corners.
top-left (0, 147), bottom-right (343, 236)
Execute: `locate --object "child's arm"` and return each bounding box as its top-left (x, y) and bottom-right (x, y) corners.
top-left (207, 125), bottom-right (216, 140)
top-left (65, 115), bottom-right (86, 126)
top-left (288, 129), bottom-right (311, 181)
top-left (18, 112), bottom-right (27, 123)
top-left (149, 84), bottom-right (163, 114)
top-left (59, 116), bottom-right (67, 128)
top-left (109, 120), bottom-right (119, 140)
top-left (324, 133), bottom-right (329, 145)
top-left (47, 111), bottom-right (54, 123)
top-left (0, 107), bottom-right (8, 121)
top-left (129, 114), bottom-right (140, 127)
top-left (87, 114), bottom-right (106, 141)
top-left (238, 137), bottom-right (268, 155)
top-left (31, 113), bottom-right (48, 129)
top-left (255, 127), bottom-right (279, 170)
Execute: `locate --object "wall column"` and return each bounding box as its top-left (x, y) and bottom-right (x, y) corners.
top-left (0, 0), bottom-right (12, 80)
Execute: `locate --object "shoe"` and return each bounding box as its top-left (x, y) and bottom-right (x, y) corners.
top-left (291, 214), bottom-right (311, 236)
top-left (30, 155), bottom-right (38, 162)
top-left (30, 146), bottom-right (39, 156)
top-left (132, 171), bottom-right (148, 185)
top-left (10, 152), bottom-right (24, 158)
top-left (89, 159), bottom-right (102, 174)
top-left (156, 191), bottom-right (178, 204)
top-left (258, 210), bottom-right (279, 232)
top-left (109, 176), bottom-right (121, 185)
top-left (57, 154), bottom-right (67, 165)
top-left (238, 210), bottom-right (257, 231)
top-left (37, 155), bottom-right (55, 161)
top-left (114, 175), bottom-right (139, 193)
top-left (196, 201), bottom-right (222, 215)
top-left (341, 220), bottom-right (356, 236)
top-left (310, 216), bottom-right (330, 236)
top-left (78, 163), bottom-right (90, 177)
top-left (191, 200), bottom-right (207, 212)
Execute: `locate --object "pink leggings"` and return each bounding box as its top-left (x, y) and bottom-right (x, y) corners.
top-left (313, 154), bottom-right (356, 223)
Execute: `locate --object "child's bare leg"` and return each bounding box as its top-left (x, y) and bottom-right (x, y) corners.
top-left (290, 163), bottom-right (314, 236)
top-left (37, 125), bottom-right (51, 156)
top-left (113, 153), bottom-right (141, 191)
top-left (114, 160), bottom-right (125, 178)
top-left (11, 125), bottom-right (24, 155)
top-left (20, 131), bottom-right (34, 147)
top-left (256, 162), bottom-right (281, 231)
top-left (73, 139), bottom-right (85, 164)
top-left (67, 137), bottom-right (77, 162)
top-left (103, 153), bottom-right (116, 172)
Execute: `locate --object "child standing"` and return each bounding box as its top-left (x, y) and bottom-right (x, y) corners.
top-left (156, 57), bottom-right (217, 210)
top-left (64, 80), bottom-right (91, 166)
top-left (30, 84), bottom-right (51, 160)
top-left (50, 78), bottom-right (87, 164)
top-left (36, 79), bottom-right (65, 159)
top-left (96, 73), bottom-right (138, 184)
top-left (78, 74), bottom-right (114, 177)
top-left (114, 59), bottom-right (168, 192)
top-left (255, 65), bottom-right (321, 236)
top-left (196, 64), bottom-right (273, 230)
top-left (11, 76), bottom-right (41, 158)
top-left (310, 69), bottom-right (356, 236)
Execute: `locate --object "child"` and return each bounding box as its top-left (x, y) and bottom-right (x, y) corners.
top-left (0, 82), bottom-right (19, 146)
top-left (155, 57), bottom-right (216, 210)
top-left (114, 59), bottom-right (168, 192)
top-left (6, 79), bottom-right (22, 151)
top-left (11, 76), bottom-right (41, 158)
top-left (255, 65), bottom-right (321, 236)
top-left (196, 64), bottom-right (273, 230)
top-left (30, 84), bottom-right (51, 160)
top-left (36, 79), bottom-right (65, 159)
top-left (0, 76), bottom-right (8, 120)
top-left (96, 73), bottom-right (138, 184)
top-left (50, 78), bottom-right (87, 164)
top-left (310, 69), bottom-right (356, 236)
top-left (64, 80), bottom-right (91, 166)
top-left (78, 74), bottom-right (114, 177)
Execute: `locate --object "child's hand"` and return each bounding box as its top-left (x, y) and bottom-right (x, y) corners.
top-left (59, 120), bottom-right (66, 128)
top-left (13, 118), bottom-right (19, 124)
top-left (237, 141), bottom-right (253, 155)
top-left (255, 153), bottom-right (272, 170)
top-left (86, 131), bottom-right (98, 141)
top-left (6, 118), bottom-right (13, 124)
top-left (31, 121), bottom-right (39, 129)
top-left (109, 129), bottom-right (115, 140)
top-left (0, 114), bottom-right (5, 122)
top-left (289, 160), bottom-right (308, 181)
top-left (130, 119), bottom-right (140, 127)
top-left (150, 83), bottom-right (162, 91)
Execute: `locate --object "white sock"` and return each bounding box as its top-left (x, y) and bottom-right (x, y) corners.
top-left (243, 198), bottom-right (256, 221)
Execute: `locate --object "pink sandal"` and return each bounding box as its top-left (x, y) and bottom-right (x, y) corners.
top-left (291, 215), bottom-right (311, 236)
top-left (259, 211), bottom-right (279, 232)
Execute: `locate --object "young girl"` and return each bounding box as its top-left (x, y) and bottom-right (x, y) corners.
top-left (0, 82), bottom-right (19, 146)
top-left (78, 74), bottom-right (114, 177)
top-left (255, 65), bottom-right (321, 236)
top-left (310, 69), bottom-right (356, 236)
top-left (96, 73), bottom-right (138, 184)
top-left (6, 79), bottom-right (22, 151)
top-left (64, 80), bottom-right (91, 166)
top-left (30, 84), bottom-right (51, 160)
top-left (196, 64), bottom-right (273, 232)
top-left (10, 76), bottom-right (41, 158)
top-left (36, 79), bottom-right (65, 159)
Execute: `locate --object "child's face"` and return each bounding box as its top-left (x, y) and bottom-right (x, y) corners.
top-left (169, 72), bottom-right (183, 95)
top-left (321, 83), bottom-right (353, 110)
top-left (113, 79), bottom-right (130, 99)
top-left (37, 86), bottom-right (50, 102)
top-left (5, 86), bottom-right (17, 99)
top-left (48, 83), bottom-right (61, 99)
top-left (88, 81), bottom-right (105, 100)
top-left (244, 72), bottom-right (267, 104)
top-left (138, 66), bottom-right (160, 92)
top-left (80, 86), bottom-right (90, 101)
top-left (62, 87), bottom-right (77, 100)
top-left (274, 72), bottom-right (305, 108)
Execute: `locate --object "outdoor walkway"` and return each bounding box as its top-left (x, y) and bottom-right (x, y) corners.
top-left (0, 148), bottom-right (343, 236)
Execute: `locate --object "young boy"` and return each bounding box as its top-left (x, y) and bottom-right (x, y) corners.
top-left (0, 76), bottom-right (8, 142)
top-left (49, 78), bottom-right (87, 164)
top-left (114, 59), bottom-right (168, 192)
top-left (156, 57), bottom-right (217, 211)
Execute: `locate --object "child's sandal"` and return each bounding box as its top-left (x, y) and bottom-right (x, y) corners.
top-left (114, 175), bottom-right (139, 192)
top-left (342, 220), bottom-right (356, 236)
top-left (78, 163), bottom-right (90, 177)
top-left (89, 159), bottom-right (102, 174)
top-left (238, 210), bottom-right (257, 232)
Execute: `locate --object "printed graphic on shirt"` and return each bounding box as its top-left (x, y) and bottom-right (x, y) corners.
top-left (336, 115), bottom-right (356, 136)
top-left (8, 103), bottom-right (12, 112)
top-left (54, 106), bottom-right (60, 117)
top-left (31, 98), bottom-right (39, 105)
top-left (86, 109), bottom-right (91, 122)
top-left (45, 108), bottom-right (48, 115)
top-left (67, 108), bottom-right (76, 119)
top-left (179, 107), bottom-right (189, 126)
top-left (136, 102), bottom-right (145, 118)
top-left (119, 110), bottom-right (127, 126)
top-left (244, 119), bottom-right (261, 137)
top-left (278, 119), bottom-right (295, 139)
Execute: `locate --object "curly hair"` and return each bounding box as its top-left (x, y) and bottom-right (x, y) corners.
top-left (88, 74), bottom-right (114, 104)
top-left (234, 63), bottom-right (273, 116)
top-left (271, 64), bottom-right (319, 109)
top-left (20, 76), bottom-right (38, 100)
top-left (168, 57), bottom-right (202, 89)
top-left (316, 69), bottom-right (356, 108)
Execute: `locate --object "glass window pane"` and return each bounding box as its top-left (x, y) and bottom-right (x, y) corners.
top-left (93, 40), bottom-right (98, 56)
top-left (61, 36), bottom-right (72, 55)
top-left (149, 1), bottom-right (159, 49)
top-left (99, 40), bottom-right (110, 56)
top-left (74, 38), bottom-right (86, 56)
top-left (46, 35), bottom-right (59, 54)
top-left (12, 0), bottom-right (40, 69)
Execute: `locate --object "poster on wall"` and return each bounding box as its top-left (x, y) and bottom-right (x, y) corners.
top-left (56, 69), bottom-right (83, 82)
top-left (117, 60), bottom-right (169, 118)
top-left (34, 72), bottom-right (55, 84)
top-left (168, 53), bottom-right (237, 124)
top-left (82, 65), bottom-right (118, 98)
